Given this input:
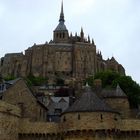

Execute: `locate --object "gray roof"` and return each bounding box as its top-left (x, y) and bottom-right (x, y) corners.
top-left (54, 1), bottom-right (68, 31)
top-left (101, 85), bottom-right (127, 98)
top-left (54, 21), bottom-right (68, 31)
top-left (64, 85), bottom-right (117, 113)
top-left (47, 97), bottom-right (69, 115)
top-left (51, 97), bottom-right (69, 103)
top-left (5, 78), bottom-right (21, 85)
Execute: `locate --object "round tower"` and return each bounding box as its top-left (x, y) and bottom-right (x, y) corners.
top-left (61, 85), bottom-right (120, 139)
top-left (0, 101), bottom-right (21, 140)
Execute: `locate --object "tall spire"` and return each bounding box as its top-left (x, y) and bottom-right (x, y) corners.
top-left (59, 0), bottom-right (65, 22)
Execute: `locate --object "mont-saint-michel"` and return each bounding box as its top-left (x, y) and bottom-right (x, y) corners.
top-left (0, 1), bottom-right (140, 140)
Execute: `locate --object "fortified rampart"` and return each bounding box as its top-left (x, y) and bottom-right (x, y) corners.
top-left (0, 100), bottom-right (140, 140)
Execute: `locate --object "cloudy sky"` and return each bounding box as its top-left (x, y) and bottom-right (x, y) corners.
top-left (0, 0), bottom-right (140, 84)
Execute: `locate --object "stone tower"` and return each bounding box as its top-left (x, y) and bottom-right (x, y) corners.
top-left (53, 1), bottom-right (69, 43)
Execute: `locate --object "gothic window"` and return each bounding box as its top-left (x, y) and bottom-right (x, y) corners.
top-left (63, 32), bottom-right (65, 38)
top-left (56, 33), bottom-right (58, 38)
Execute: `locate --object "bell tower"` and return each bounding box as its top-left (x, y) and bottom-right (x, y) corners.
top-left (53, 1), bottom-right (69, 43)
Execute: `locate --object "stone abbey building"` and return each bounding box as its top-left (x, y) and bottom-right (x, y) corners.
top-left (0, 2), bottom-right (125, 83)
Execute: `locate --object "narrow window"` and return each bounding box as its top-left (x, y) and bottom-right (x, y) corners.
top-left (63, 32), bottom-right (65, 38)
top-left (100, 114), bottom-right (103, 122)
top-left (56, 33), bottom-right (58, 37)
top-left (63, 116), bottom-right (66, 122)
top-left (40, 109), bottom-right (42, 117)
top-left (78, 114), bottom-right (81, 120)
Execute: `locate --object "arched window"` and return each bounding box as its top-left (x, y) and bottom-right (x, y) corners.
top-left (60, 33), bottom-right (62, 38)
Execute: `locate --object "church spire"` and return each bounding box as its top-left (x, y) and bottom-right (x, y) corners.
top-left (59, 0), bottom-right (65, 22)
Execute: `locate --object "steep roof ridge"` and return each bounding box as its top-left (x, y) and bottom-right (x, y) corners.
top-left (116, 84), bottom-right (127, 97)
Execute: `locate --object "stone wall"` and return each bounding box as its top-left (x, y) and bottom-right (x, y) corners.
top-left (104, 98), bottom-right (130, 118)
top-left (0, 101), bottom-right (21, 140)
top-left (61, 112), bottom-right (119, 131)
top-left (0, 41), bottom-right (125, 81)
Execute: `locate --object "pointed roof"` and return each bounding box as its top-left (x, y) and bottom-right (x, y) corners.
top-left (59, 1), bottom-right (65, 22)
top-left (54, 1), bottom-right (68, 31)
top-left (116, 84), bottom-right (127, 97)
top-left (64, 85), bottom-right (117, 113)
top-left (101, 84), bottom-right (127, 98)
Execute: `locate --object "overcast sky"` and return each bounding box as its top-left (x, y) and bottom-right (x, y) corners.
top-left (0, 0), bottom-right (140, 84)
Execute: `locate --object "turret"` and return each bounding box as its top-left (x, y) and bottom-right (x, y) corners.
top-left (88, 35), bottom-right (90, 43)
top-left (80, 27), bottom-right (84, 41)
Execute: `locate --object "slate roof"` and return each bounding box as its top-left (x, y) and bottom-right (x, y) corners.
top-left (47, 97), bottom-right (69, 115)
top-left (54, 21), bottom-right (68, 31)
top-left (54, 1), bottom-right (68, 31)
top-left (101, 85), bottom-right (127, 98)
top-left (64, 85), bottom-right (117, 114)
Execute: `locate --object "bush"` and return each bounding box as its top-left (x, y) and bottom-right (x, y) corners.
top-left (26, 74), bottom-right (48, 86)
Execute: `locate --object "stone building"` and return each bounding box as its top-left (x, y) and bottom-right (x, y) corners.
top-left (0, 78), bottom-right (140, 140)
top-left (1, 78), bottom-right (48, 121)
top-left (0, 2), bottom-right (125, 84)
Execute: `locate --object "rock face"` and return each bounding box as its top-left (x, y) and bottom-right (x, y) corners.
top-left (0, 3), bottom-right (125, 82)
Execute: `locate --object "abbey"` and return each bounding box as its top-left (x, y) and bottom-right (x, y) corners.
top-left (0, 2), bottom-right (125, 83)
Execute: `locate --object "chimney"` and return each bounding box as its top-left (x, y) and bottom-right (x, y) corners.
top-left (94, 79), bottom-right (102, 92)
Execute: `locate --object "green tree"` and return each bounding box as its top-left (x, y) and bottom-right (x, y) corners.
top-left (26, 74), bottom-right (48, 86)
top-left (86, 71), bottom-right (140, 108)
top-left (4, 75), bottom-right (16, 81)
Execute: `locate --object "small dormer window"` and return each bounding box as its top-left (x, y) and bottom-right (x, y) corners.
top-left (54, 108), bottom-right (62, 115)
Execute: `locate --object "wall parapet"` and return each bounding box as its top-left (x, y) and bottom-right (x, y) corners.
top-left (19, 119), bottom-right (59, 134)
top-left (119, 119), bottom-right (140, 131)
